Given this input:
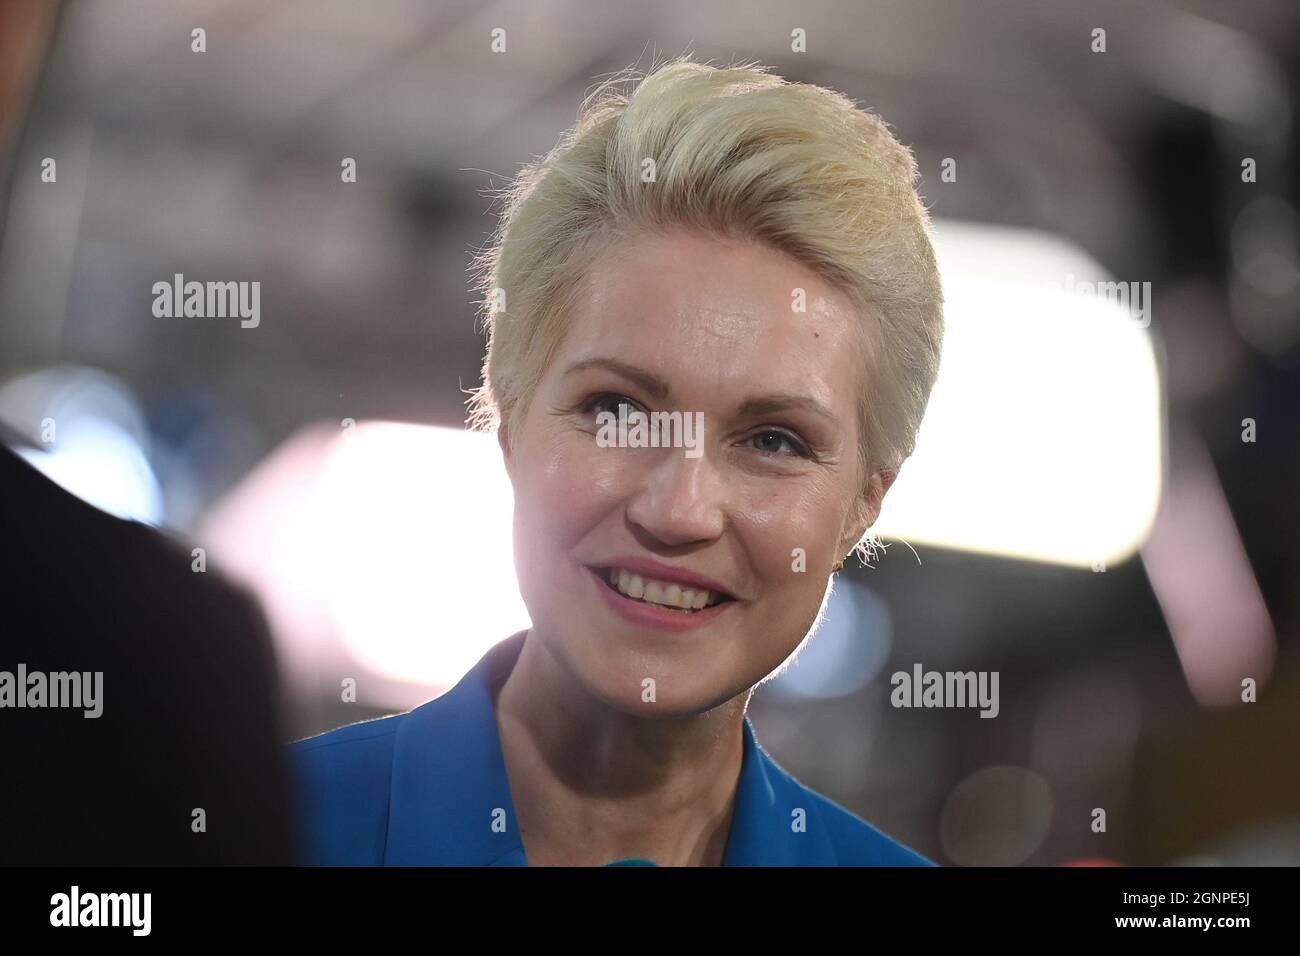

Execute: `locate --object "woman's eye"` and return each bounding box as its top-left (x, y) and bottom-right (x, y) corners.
top-left (749, 429), bottom-right (809, 457)
top-left (582, 393), bottom-right (641, 419)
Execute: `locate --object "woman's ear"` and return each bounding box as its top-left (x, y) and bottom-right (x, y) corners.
top-left (838, 467), bottom-right (897, 559)
top-left (864, 467), bottom-right (896, 527)
top-left (497, 418), bottom-right (514, 480)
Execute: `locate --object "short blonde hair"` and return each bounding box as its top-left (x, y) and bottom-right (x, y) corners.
top-left (467, 56), bottom-right (943, 478)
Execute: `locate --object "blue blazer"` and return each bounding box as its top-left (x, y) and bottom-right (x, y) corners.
top-left (288, 631), bottom-right (934, 866)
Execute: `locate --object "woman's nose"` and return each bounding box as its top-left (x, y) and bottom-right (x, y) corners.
top-left (624, 448), bottom-right (728, 547)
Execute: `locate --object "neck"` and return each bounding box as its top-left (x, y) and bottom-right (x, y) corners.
top-left (493, 628), bottom-right (749, 866)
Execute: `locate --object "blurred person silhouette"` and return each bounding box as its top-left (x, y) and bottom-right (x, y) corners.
top-left (0, 0), bottom-right (292, 865)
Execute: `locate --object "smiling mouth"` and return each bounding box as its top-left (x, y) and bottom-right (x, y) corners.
top-left (594, 566), bottom-right (734, 613)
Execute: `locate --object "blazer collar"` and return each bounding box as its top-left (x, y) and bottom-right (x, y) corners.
top-left (384, 631), bottom-right (834, 866)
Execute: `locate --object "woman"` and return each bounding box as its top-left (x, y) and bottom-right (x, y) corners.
top-left (290, 56), bottom-right (944, 866)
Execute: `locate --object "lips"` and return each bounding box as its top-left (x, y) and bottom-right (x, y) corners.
top-left (590, 557), bottom-right (738, 601)
top-left (586, 565), bottom-right (738, 632)
top-left (596, 566), bottom-right (731, 611)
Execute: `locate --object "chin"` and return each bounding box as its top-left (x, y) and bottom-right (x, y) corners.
top-left (551, 624), bottom-right (741, 717)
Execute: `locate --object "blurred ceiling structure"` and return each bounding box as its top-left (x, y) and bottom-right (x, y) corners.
top-left (2, 0), bottom-right (1296, 470)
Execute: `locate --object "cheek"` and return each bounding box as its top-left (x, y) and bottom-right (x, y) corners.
top-left (737, 477), bottom-right (848, 580)
top-left (513, 425), bottom-right (629, 551)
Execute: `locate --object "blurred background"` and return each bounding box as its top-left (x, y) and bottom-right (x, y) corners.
top-left (1, 0), bottom-right (1297, 866)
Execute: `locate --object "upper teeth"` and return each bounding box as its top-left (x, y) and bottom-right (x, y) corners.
top-left (608, 567), bottom-right (721, 611)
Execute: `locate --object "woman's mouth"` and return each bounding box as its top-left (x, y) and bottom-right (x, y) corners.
top-left (596, 566), bottom-right (732, 613)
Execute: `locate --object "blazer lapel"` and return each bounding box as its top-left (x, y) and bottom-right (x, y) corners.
top-left (383, 629), bottom-right (834, 866)
top-left (722, 716), bottom-right (838, 865)
top-left (385, 633), bottom-right (528, 866)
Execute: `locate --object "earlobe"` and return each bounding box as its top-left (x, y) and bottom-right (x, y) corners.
top-left (839, 468), bottom-right (895, 557)
top-left (866, 467), bottom-right (897, 526)
top-left (497, 422), bottom-right (513, 477)
top-left (873, 469), bottom-right (897, 520)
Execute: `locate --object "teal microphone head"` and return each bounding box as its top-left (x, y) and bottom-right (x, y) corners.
top-left (604, 858), bottom-right (658, 866)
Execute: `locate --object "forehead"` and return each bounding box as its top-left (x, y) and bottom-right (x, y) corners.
top-left (558, 228), bottom-right (867, 413)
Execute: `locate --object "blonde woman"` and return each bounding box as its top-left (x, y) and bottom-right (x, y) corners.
top-left (291, 56), bottom-right (944, 867)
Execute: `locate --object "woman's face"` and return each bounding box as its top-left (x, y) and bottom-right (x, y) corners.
top-left (501, 226), bottom-right (891, 717)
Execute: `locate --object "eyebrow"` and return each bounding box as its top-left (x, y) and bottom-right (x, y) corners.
top-left (563, 358), bottom-right (837, 425)
top-left (735, 394), bottom-right (836, 426)
top-left (563, 358), bottom-right (670, 401)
